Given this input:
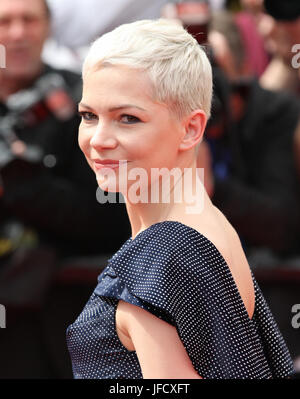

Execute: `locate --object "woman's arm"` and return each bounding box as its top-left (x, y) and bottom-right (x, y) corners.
top-left (116, 300), bottom-right (202, 379)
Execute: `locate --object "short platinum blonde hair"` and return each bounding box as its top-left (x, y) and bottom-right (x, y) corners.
top-left (83, 18), bottom-right (213, 119)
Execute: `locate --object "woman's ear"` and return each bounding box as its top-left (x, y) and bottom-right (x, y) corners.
top-left (179, 109), bottom-right (207, 151)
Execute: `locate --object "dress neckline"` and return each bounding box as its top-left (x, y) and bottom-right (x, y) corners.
top-left (128, 220), bottom-right (256, 322)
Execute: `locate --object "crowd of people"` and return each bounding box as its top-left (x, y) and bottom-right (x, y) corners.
top-left (0, 0), bottom-right (299, 378)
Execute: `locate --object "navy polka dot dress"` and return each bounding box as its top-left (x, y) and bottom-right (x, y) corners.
top-left (66, 221), bottom-right (295, 379)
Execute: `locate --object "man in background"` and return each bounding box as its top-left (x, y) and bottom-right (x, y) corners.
top-left (0, 0), bottom-right (129, 378)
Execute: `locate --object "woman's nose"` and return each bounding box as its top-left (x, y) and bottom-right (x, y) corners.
top-left (90, 121), bottom-right (118, 150)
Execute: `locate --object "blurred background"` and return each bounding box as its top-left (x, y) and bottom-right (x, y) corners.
top-left (0, 0), bottom-right (299, 378)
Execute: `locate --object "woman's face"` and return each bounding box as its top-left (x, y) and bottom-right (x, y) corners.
top-left (78, 65), bottom-right (185, 196)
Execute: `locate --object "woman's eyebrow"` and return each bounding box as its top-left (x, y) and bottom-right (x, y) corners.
top-left (78, 102), bottom-right (92, 110)
top-left (78, 103), bottom-right (146, 112)
top-left (109, 104), bottom-right (147, 112)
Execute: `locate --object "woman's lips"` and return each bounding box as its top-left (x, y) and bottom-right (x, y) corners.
top-left (93, 160), bottom-right (127, 170)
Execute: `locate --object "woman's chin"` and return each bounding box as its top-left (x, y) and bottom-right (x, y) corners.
top-left (96, 180), bottom-right (120, 193)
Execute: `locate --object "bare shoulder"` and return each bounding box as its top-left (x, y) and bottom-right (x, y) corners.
top-left (177, 204), bottom-right (238, 266)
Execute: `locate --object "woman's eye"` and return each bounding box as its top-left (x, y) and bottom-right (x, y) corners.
top-left (78, 111), bottom-right (97, 121)
top-left (120, 114), bottom-right (141, 124)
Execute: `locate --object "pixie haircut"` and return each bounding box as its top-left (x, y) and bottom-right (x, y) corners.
top-left (83, 19), bottom-right (213, 119)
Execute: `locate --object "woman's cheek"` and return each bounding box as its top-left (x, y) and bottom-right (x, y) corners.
top-left (78, 131), bottom-right (93, 171)
top-left (78, 127), bottom-right (88, 154)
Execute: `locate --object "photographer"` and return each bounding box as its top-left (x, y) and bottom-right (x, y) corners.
top-left (0, 0), bottom-right (129, 378)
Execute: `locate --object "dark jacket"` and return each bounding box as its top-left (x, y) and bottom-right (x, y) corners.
top-left (211, 78), bottom-right (300, 256)
top-left (0, 64), bottom-right (130, 259)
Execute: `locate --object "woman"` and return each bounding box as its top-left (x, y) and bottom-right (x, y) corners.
top-left (66, 19), bottom-right (294, 379)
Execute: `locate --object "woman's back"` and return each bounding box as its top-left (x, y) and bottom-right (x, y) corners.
top-left (166, 199), bottom-right (256, 320)
top-left (212, 205), bottom-right (256, 320)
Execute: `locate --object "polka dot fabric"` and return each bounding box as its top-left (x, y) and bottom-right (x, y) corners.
top-left (66, 221), bottom-right (294, 379)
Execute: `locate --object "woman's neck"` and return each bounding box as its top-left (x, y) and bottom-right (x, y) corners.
top-left (125, 160), bottom-right (211, 240)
